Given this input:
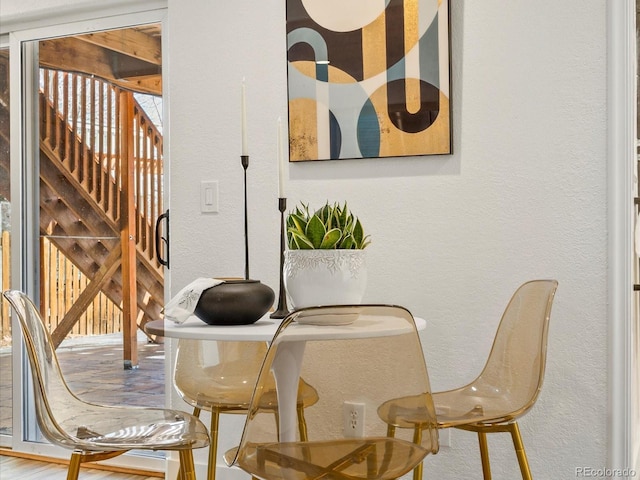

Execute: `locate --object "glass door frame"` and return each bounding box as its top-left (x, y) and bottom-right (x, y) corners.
top-left (0, 33), bottom-right (12, 450)
top-left (607, 0), bottom-right (639, 472)
top-left (5, 7), bottom-right (169, 471)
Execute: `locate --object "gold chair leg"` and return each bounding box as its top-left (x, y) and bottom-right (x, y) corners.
top-left (509, 422), bottom-right (532, 480)
top-left (412, 427), bottom-right (424, 480)
top-left (478, 431), bottom-right (492, 480)
top-left (178, 449), bottom-right (197, 480)
top-left (297, 404), bottom-right (313, 464)
top-left (208, 409), bottom-right (220, 480)
top-left (67, 450), bottom-right (124, 480)
top-left (296, 404), bottom-right (309, 441)
top-left (176, 407), bottom-right (202, 480)
top-left (386, 424), bottom-right (396, 437)
top-left (66, 453), bottom-right (82, 480)
top-left (376, 423), bottom-right (397, 476)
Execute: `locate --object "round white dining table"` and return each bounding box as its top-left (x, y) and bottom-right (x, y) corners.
top-left (145, 312), bottom-right (426, 442)
top-left (144, 313), bottom-right (426, 341)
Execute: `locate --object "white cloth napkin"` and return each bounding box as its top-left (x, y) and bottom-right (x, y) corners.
top-left (163, 277), bottom-right (224, 324)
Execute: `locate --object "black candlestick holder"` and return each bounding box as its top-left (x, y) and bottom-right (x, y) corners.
top-left (270, 197), bottom-right (289, 319)
top-left (241, 155), bottom-right (250, 280)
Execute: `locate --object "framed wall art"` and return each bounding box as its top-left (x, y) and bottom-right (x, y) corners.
top-left (286, 0), bottom-right (451, 162)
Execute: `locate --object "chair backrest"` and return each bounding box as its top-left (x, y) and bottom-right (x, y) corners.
top-left (228, 304), bottom-right (439, 477)
top-left (174, 339), bottom-right (269, 411)
top-left (2, 289), bottom-right (95, 448)
top-left (475, 279), bottom-right (558, 418)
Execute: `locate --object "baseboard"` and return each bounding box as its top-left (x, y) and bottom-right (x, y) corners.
top-left (0, 447), bottom-right (163, 477)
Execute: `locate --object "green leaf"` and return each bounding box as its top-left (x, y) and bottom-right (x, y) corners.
top-left (289, 214), bottom-right (307, 234)
top-left (343, 217), bottom-right (354, 238)
top-left (289, 230), bottom-right (314, 249)
top-left (299, 203), bottom-right (310, 218)
top-left (339, 234), bottom-right (355, 249)
top-left (313, 203), bottom-right (326, 224)
top-left (338, 202), bottom-right (348, 226)
top-left (331, 210), bottom-right (339, 229)
top-left (305, 214), bottom-right (326, 248)
top-left (323, 203), bottom-right (334, 230)
top-left (320, 228), bottom-right (342, 248)
top-left (353, 218), bottom-right (364, 246)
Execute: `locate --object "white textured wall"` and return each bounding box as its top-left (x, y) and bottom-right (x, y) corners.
top-left (0, 0), bottom-right (610, 478)
top-left (167, 1), bottom-right (608, 478)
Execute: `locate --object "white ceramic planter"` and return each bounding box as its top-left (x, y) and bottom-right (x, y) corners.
top-left (283, 249), bottom-right (367, 310)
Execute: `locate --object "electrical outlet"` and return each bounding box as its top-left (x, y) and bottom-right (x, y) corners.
top-left (343, 401), bottom-right (366, 437)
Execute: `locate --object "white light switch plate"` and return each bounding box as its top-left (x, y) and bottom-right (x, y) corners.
top-left (200, 180), bottom-right (219, 213)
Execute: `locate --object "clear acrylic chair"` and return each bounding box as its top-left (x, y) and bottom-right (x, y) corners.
top-left (3, 290), bottom-right (210, 480)
top-left (224, 304), bottom-right (439, 480)
top-left (378, 279), bottom-right (558, 480)
top-left (174, 338), bottom-right (319, 480)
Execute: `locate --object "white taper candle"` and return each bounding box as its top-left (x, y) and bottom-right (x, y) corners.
top-left (278, 117), bottom-right (286, 198)
top-left (241, 79), bottom-right (248, 156)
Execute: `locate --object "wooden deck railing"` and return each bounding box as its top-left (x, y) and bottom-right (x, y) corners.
top-left (40, 238), bottom-right (124, 338)
top-left (132, 98), bottom-right (164, 267)
top-left (40, 68), bottom-right (164, 271)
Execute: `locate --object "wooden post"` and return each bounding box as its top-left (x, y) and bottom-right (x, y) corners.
top-left (119, 91), bottom-right (138, 369)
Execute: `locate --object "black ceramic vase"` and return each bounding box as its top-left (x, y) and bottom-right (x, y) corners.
top-left (194, 279), bottom-right (275, 325)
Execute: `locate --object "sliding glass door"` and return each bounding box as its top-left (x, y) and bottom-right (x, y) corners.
top-left (36, 25), bottom-right (165, 371)
top-left (5, 11), bottom-right (169, 470)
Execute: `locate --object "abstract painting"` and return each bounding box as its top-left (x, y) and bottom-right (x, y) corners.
top-left (286, 0), bottom-right (451, 161)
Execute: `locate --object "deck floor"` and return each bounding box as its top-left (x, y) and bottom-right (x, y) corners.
top-left (0, 335), bottom-right (166, 436)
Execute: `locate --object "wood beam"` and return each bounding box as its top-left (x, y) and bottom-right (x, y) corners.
top-left (39, 38), bottom-right (161, 96)
top-left (50, 243), bottom-right (122, 349)
top-left (77, 29), bottom-right (161, 66)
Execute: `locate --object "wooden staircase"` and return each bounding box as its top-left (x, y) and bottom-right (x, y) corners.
top-left (0, 58), bottom-right (166, 364)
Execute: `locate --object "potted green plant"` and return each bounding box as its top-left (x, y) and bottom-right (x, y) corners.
top-left (284, 201), bottom-right (370, 310)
